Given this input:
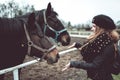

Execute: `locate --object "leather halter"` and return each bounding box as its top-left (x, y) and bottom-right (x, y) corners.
top-left (23, 23), bottom-right (56, 58)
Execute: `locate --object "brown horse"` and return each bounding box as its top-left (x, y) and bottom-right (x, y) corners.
top-left (0, 10), bottom-right (59, 80)
top-left (17, 2), bottom-right (71, 46)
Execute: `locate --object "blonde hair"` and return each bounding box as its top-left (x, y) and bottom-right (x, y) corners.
top-left (79, 26), bottom-right (120, 51)
top-left (87, 26), bottom-right (119, 43)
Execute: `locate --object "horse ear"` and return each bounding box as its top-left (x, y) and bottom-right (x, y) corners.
top-left (46, 2), bottom-right (52, 16)
top-left (28, 12), bottom-right (36, 30)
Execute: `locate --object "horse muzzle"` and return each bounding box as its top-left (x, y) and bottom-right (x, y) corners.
top-left (47, 53), bottom-right (60, 64)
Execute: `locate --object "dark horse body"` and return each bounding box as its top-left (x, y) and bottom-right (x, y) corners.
top-left (0, 3), bottom-right (68, 80)
top-left (0, 17), bottom-right (27, 69)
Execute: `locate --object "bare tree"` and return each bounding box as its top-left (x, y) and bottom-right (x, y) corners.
top-left (0, 0), bottom-right (35, 18)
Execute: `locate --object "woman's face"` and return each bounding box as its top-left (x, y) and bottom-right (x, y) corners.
top-left (91, 24), bottom-right (97, 33)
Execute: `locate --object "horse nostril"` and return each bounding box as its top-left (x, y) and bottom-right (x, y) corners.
top-left (67, 37), bottom-right (71, 43)
top-left (57, 53), bottom-right (60, 58)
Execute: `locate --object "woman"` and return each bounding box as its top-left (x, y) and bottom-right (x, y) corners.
top-left (62, 14), bottom-right (119, 80)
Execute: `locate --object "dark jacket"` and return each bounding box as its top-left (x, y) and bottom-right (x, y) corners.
top-left (70, 33), bottom-right (115, 80)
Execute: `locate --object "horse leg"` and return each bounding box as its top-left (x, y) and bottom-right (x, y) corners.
top-left (0, 74), bottom-right (5, 80)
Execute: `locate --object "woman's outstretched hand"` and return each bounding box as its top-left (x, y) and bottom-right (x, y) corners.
top-left (68, 42), bottom-right (82, 49)
top-left (68, 42), bottom-right (76, 48)
top-left (62, 62), bottom-right (70, 71)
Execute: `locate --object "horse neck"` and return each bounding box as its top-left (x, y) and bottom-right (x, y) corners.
top-left (0, 18), bottom-right (25, 37)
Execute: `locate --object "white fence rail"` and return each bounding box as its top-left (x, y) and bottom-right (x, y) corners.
top-left (68, 31), bottom-right (92, 38)
top-left (68, 31), bottom-right (92, 36)
top-left (0, 32), bottom-right (89, 80)
top-left (0, 48), bottom-right (78, 80)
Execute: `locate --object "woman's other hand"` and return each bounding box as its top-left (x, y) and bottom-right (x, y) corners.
top-left (68, 42), bottom-right (76, 48)
top-left (62, 62), bottom-right (70, 71)
top-left (68, 42), bottom-right (82, 49)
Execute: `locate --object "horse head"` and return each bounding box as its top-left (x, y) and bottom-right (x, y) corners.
top-left (35, 2), bottom-right (71, 46)
top-left (24, 13), bottom-right (60, 64)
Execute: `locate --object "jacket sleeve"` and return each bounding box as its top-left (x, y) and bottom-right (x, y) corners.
top-left (74, 42), bottom-right (82, 48)
top-left (70, 44), bottom-right (115, 70)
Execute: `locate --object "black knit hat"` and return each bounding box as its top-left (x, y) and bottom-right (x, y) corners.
top-left (92, 14), bottom-right (116, 30)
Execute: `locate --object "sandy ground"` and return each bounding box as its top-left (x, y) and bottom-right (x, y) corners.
top-left (4, 37), bottom-right (92, 80)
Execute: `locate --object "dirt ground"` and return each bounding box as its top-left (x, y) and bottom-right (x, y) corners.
top-left (4, 37), bottom-right (92, 80)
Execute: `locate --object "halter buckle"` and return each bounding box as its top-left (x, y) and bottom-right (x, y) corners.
top-left (28, 41), bottom-right (33, 46)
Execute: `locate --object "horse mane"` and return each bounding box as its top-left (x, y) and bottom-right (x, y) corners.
top-left (15, 13), bottom-right (31, 19)
top-left (34, 9), bottom-right (58, 17)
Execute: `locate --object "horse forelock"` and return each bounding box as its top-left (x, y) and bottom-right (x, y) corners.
top-left (34, 9), bottom-right (58, 18)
